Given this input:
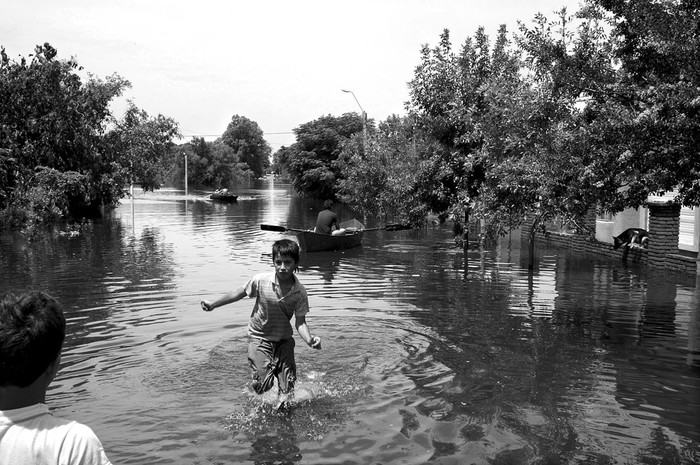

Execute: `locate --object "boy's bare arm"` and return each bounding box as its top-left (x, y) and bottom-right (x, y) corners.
top-left (295, 315), bottom-right (321, 349)
top-left (201, 286), bottom-right (247, 311)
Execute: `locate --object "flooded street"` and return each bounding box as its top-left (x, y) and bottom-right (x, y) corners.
top-left (1, 178), bottom-right (698, 464)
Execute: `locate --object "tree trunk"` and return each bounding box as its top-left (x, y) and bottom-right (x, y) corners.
top-left (463, 209), bottom-right (469, 261)
top-left (528, 217), bottom-right (537, 270)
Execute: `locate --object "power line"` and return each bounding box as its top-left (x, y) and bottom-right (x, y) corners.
top-left (180, 129), bottom-right (294, 137)
top-left (179, 134), bottom-right (220, 138)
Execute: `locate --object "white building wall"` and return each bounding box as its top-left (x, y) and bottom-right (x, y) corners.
top-left (596, 208), bottom-right (647, 245)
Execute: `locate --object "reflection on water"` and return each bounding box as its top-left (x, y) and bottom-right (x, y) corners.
top-left (0, 178), bottom-right (698, 464)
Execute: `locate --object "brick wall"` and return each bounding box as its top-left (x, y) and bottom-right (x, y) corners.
top-left (647, 202), bottom-right (680, 263)
top-left (521, 204), bottom-right (698, 275)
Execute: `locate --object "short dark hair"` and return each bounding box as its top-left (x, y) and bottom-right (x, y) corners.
top-left (272, 239), bottom-right (300, 263)
top-left (0, 291), bottom-right (66, 387)
top-left (323, 200), bottom-right (333, 209)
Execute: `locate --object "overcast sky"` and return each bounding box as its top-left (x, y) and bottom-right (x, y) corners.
top-left (2, 0), bottom-right (581, 149)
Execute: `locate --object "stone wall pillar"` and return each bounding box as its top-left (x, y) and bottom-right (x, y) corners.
top-left (647, 202), bottom-right (681, 266)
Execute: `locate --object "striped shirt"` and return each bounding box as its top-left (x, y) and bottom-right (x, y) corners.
top-left (245, 271), bottom-right (309, 341)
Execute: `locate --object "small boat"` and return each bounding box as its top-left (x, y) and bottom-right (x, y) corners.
top-left (209, 191), bottom-right (238, 202)
top-left (260, 219), bottom-right (411, 253)
top-left (296, 219), bottom-right (365, 252)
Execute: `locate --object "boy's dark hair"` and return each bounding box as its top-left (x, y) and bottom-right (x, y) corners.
top-left (272, 239), bottom-right (300, 263)
top-left (323, 200), bottom-right (333, 209)
top-left (0, 291), bottom-right (66, 387)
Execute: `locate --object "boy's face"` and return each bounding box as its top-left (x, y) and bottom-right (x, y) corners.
top-left (273, 253), bottom-right (297, 280)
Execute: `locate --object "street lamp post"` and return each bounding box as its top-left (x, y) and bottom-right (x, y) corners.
top-left (341, 89), bottom-right (367, 152)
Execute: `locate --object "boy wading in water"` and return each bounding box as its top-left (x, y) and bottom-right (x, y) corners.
top-left (201, 239), bottom-right (321, 409)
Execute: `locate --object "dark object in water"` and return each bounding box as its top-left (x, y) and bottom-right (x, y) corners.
top-left (261, 219), bottom-right (412, 252)
top-left (210, 190), bottom-right (238, 202)
top-left (295, 226), bottom-right (364, 252)
top-left (613, 228), bottom-right (648, 249)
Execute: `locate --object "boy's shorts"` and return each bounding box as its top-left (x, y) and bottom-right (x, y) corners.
top-left (247, 337), bottom-right (296, 395)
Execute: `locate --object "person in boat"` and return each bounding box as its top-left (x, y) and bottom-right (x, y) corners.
top-left (200, 239), bottom-right (321, 409)
top-left (0, 291), bottom-right (112, 464)
top-left (314, 200), bottom-right (345, 235)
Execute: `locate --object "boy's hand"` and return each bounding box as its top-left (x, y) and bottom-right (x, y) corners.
top-left (201, 300), bottom-right (213, 312)
top-left (310, 336), bottom-right (321, 349)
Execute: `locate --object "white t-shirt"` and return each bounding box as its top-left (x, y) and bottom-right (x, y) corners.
top-left (0, 403), bottom-right (111, 465)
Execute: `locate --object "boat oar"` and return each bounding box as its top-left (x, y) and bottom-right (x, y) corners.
top-left (261, 223), bottom-right (412, 233)
top-left (260, 224), bottom-right (308, 233)
top-left (363, 223), bottom-right (413, 232)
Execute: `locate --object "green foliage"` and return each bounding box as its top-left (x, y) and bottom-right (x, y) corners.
top-left (271, 145), bottom-right (292, 179)
top-left (272, 0), bottom-right (700, 243)
top-left (576, 0), bottom-right (700, 209)
top-left (403, 0), bottom-right (700, 243)
top-left (0, 43), bottom-right (180, 228)
top-left (10, 2), bottom-right (695, 242)
top-left (279, 113), bottom-right (365, 199)
top-left (169, 137), bottom-right (249, 189)
top-left (0, 166), bottom-right (88, 231)
top-left (0, 44), bottom-right (127, 175)
top-left (1, 43), bottom-right (126, 223)
top-left (103, 102), bottom-right (179, 194)
top-left (221, 115), bottom-right (270, 178)
top-left (407, 27), bottom-right (535, 236)
top-left (337, 115), bottom-right (426, 223)
top-left (505, 8), bottom-right (614, 233)
top-left (29, 167), bottom-right (89, 219)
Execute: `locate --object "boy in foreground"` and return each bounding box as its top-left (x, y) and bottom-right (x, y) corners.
top-left (0, 291), bottom-right (112, 465)
top-left (201, 239), bottom-right (321, 408)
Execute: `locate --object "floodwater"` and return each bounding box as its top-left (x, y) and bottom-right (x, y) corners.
top-left (1, 177), bottom-right (699, 465)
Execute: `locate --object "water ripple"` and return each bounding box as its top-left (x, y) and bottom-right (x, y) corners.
top-left (1, 183), bottom-right (698, 464)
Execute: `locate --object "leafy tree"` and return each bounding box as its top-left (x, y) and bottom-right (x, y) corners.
top-left (23, 167), bottom-right (89, 223)
top-left (271, 145), bottom-right (292, 179)
top-left (0, 43), bottom-right (128, 174)
top-left (281, 113), bottom-right (365, 199)
top-left (574, 0), bottom-right (700, 210)
top-left (407, 27), bottom-right (525, 239)
top-left (178, 137), bottom-right (211, 186)
top-left (407, 12), bottom-right (624, 247)
top-left (103, 102), bottom-right (179, 194)
top-left (504, 8), bottom-right (616, 238)
top-left (0, 43), bottom-right (130, 226)
top-left (337, 114), bottom-right (426, 224)
top-left (512, 0), bottom-right (700, 230)
top-left (0, 43), bottom-right (180, 228)
top-left (221, 115), bottom-right (270, 178)
top-left (168, 138), bottom-right (248, 189)
top-left (205, 141), bottom-right (248, 187)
